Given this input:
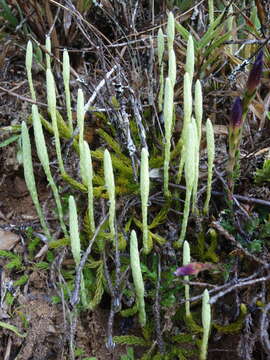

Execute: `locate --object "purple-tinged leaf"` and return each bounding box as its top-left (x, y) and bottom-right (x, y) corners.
top-left (174, 262), bottom-right (213, 276)
top-left (230, 97), bottom-right (243, 128)
top-left (246, 50), bottom-right (263, 96)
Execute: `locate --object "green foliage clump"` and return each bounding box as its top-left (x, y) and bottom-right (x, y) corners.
top-left (120, 347), bottom-right (135, 360)
top-left (27, 236), bottom-right (40, 258)
top-left (254, 159), bottom-right (270, 184)
top-left (87, 260), bottom-right (105, 310)
top-left (113, 335), bottom-right (150, 346)
top-left (14, 275), bottom-right (28, 287)
top-left (213, 304), bottom-right (247, 334)
top-left (196, 230), bottom-right (219, 263)
top-left (120, 304), bottom-right (138, 317)
top-left (35, 262), bottom-right (50, 270)
top-left (0, 250), bottom-right (23, 270)
top-left (184, 313), bottom-right (203, 334)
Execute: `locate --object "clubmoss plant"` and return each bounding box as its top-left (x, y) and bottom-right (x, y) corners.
top-left (0, 321), bottom-right (26, 338)
top-left (130, 230), bottom-right (146, 327)
top-left (168, 48), bottom-right (176, 88)
top-left (46, 68), bottom-right (65, 175)
top-left (157, 28), bottom-right (165, 112)
top-left (21, 121), bottom-right (51, 240)
top-left (200, 289), bottom-right (211, 360)
top-left (157, 28), bottom-right (164, 68)
top-left (81, 141), bottom-right (95, 233)
top-left (163, 77), bottom-right (174, 198)
top-left (176, 119), bottom-right (197, 247)
top-left (226, 4), bottom-right (236, 55)
top-left (192, 79), bottom-right (203, 213)
top-left (77, 89), bottom-right (85, 145)
top-left (113, 335), bottom-right (149, 347)
top-left (0, 250), bottom-right (23, 270)
top-left (25, 40), bottom-right (36, 102)
top-left (185, 35), bottom-right (195, 81)
top-left (77, 88), bottom-right (85, 176)
top-left (203, 118), bottom-right (215, 215)
top-left (177, 35), bottom-right (195, 183)
top-left (208, 0), bottom-right (214, 25)
top-left (69, 195), bottom-right (87, 307)
top-left (45, 35), bottom-right (51, 70)
top-left (87, 260), bottom-right (105, 310)
top-left (167, 12), bottom-right (175, 52)
top-left (69, 195), bottom-right (81, 268)
top-left (194, 80), bottom-right (203, 142)
top-left (255, 156), bottom-right (270, 184)
top-left (140, 147), bottom-right (152, 254)
top-left (32, 104), bottom-right (68, 237)
top-left (63, 49), bottom-right (73, 132)
top-left (26, 39), bottom-right (76, 174)
top-left (104, 149), bottom-right (116, 241)
top-left (177, 72), bottom-right (192, 184)
top-left (163, 11), bottom-right (176, 199)
top-left (183, 240), bottom-right (191, 317)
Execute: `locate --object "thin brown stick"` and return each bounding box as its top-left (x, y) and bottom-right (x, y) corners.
top-left (0, 85), bottom-right (51, 109)
top-left (178, 266), bottom-right (270, 305)
top-left (209, 274), bottom-right (270, 304)
top-left (155, 179), bottom-right (270, 208)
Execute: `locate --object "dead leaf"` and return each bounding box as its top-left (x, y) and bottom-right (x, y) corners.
top-left (0, 229), bottom-right (20, 250)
